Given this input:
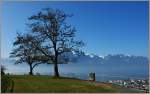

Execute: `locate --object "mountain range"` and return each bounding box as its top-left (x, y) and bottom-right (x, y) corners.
top-left (67, 52), bottom-right (148, 65)
top-left (1, 53), bottom-right (149, 80)
top-left (1, 53), bottom-right (148, 65)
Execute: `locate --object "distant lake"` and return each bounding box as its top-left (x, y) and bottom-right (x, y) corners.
top-left (2, 59), bottom-right (149, 81)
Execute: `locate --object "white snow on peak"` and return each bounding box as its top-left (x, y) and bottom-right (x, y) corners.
top-left (126, 54), bottom-right (131, 57)
top-left (85, 53), bottom-right (89, 56)
top-left (98, 55), bottom-right (105, 59)
top-left (85, 53), bottom-right (94, 58)
top-left (72, 51), bottom-right (76, 55)
top-left (84, 52), bottom-right (105, 58)
top-left (89, 54), bottom-right (94, 58)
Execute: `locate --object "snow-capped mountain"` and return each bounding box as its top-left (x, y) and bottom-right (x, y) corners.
top-left (1, 53), bottom-right (148, 65)
top-left (67, 52), bottom-right (148, 65)
top-left (1, 53), bottom-right (148, 79)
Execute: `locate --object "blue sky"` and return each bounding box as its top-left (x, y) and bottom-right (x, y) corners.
top-left (1, 1), bottom-right (149, 58)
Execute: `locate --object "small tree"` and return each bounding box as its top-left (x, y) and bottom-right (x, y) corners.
top-left (28, 8), bottom-right (84, 77)
top-left (1, 65), bottom-right (6, 75)
top-left (1, 65), bottom-right (12, 93)
top-left (10, 33), bottom-right (46, 75)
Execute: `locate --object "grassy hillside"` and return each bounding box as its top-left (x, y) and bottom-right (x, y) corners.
top-left (5, 75), bottom-right (144, 93)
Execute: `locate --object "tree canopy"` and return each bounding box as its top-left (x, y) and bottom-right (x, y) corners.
top-left (10, 8), bottom-right (84, 77)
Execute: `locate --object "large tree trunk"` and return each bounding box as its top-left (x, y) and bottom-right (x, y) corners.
top-left (54, 54), bottom-right (59, 77)
top-left (54, 62), bottom-right (59, 77)
top-left (29, 64), bottom-right (33, 75)
top-left (53, 43), bottom-right (59, 77)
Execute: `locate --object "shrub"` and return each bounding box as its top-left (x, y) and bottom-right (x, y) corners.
top-left (1, 75), bottom-right (11, 92)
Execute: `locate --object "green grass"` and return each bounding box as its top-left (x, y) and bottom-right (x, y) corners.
top-left (6, 75), bottom-right (118, 93)
top-left (5, 75), bottom-right (145, 93)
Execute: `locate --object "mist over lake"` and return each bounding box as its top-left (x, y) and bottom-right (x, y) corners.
top-left (2, 54), bottom-right (149, 81)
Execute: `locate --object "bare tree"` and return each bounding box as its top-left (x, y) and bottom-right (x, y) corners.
top-left (10, 33), bottom-right (47, 75)
top-left (28, 8), bottom-right (84, 77)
